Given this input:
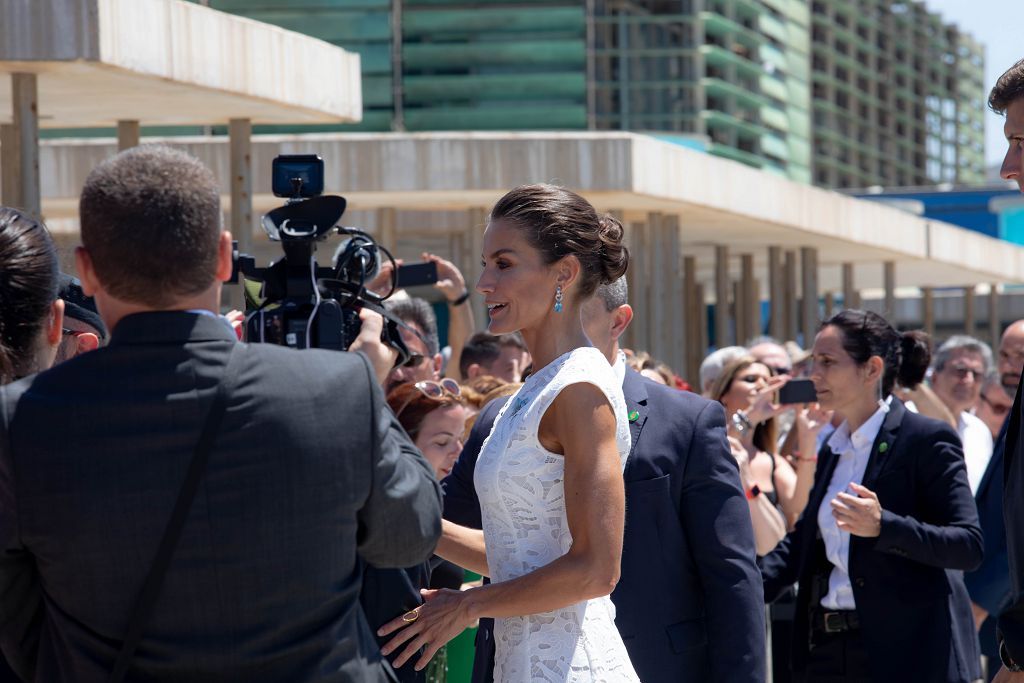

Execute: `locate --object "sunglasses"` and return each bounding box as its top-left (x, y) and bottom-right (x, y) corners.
top-left (395, 379), bottom-right (462, 418)
top-left (947, 364), bottom-right (983, 381)
top-left (401, 352), bottom-right (428, 368)
top-left (61, 328), bottom-right (86, 338)
top-left (980, 393), bottom-right (1011, 417)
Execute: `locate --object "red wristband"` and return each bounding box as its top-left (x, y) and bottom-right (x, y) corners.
top-left (745, 484), bottom-right (761, 500)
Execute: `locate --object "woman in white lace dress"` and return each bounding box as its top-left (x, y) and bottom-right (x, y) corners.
top-left (379, 184), bottom-right (639, 682)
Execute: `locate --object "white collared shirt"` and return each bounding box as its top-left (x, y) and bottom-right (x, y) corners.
top-left (817, 401), bottom-right (890, 610)
top-left (958, 411), bottom-right (993, 495)
top-left (612, 350), bottom-right (627, 385)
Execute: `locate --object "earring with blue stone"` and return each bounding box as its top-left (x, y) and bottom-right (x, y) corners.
top-left (554, 284), bottom-right (564, 313)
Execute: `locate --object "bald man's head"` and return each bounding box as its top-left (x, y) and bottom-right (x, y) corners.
top-left (999, 320), bottom-right (1024, 396)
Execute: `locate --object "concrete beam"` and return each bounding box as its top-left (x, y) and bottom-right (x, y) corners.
top-left (964, 286), bottom-right (975, 336)
top-left (784, 250), bottom-right (798, 342)
top-left (842, 262), bottom-right (856, 312)
top-left (990, 284), bottom-right (1000, 349)
top-left (883, 261), bottom-right (896, 319)
top-left (0, 123), bottom-right (20, 208)
top-left (229, 118), bottom-right (252, 253)
top-left (741, 253), bottom-right (757, 346)
top-left (684, 254), bottom-right (700, 386)
top-left (922, 287), bottom-right (935, 340)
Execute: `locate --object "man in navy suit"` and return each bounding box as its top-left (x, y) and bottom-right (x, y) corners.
top-left (443, 278), bottom-right (766, 683)
top-left (991, 58), bottom-right (1024, 682)
top-left (966, 321), bottom-right (1024, 680)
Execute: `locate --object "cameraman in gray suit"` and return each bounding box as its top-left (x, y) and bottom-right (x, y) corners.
top-left (0, 145), bottom-right (442, 682)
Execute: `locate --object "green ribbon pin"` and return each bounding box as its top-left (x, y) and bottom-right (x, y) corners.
top-left (878, 442), bottom-right (888, 454)
top-left (628, 410), bottom-right (639, 423)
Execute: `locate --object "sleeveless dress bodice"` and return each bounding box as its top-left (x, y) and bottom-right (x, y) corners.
top-left (474, 347), bottom-right (639, 682)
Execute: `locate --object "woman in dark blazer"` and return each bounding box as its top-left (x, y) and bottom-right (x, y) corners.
top-left (761, 310), bottom-right (983, 683)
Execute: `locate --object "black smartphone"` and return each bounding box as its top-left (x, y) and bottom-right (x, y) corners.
top-left (778, 378), bottom-right (817, 404)
top-left (396, 261), bottom-right (439, 288)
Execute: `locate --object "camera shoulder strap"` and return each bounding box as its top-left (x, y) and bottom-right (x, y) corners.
top-left (108, 343), bottom-right (243, 683)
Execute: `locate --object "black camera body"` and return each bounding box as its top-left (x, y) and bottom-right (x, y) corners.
top-left (231, 155), bottom-right (408, 360)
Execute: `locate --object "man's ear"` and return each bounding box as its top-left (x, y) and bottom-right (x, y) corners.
top-left (45, 299), bottom-right (65, 348)
top-left (74, 332), bottom-right (101, 355)
top-left (75, 247), bottom-right (100, 297)
top-left (432, 353), bottom-right (443, 379)
top-left (610, 304), bottom-right (634, 342)
top-left (216, 231), bottom-right (234, 283)
top-left (466, 363), bottom-right (482, 380)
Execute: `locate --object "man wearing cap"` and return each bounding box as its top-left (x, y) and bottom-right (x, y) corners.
top-left (54, 274), bottom-right (106, 363)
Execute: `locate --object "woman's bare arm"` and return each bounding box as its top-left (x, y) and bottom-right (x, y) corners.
top-left (435, 520), bottom-right (489, 577)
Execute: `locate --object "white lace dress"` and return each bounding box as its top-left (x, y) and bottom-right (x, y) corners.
top-left (473, 347), bottom-right (640, 682)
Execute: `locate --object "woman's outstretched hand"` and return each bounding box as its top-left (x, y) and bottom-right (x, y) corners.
top-left (378, 588), bottom-right (476, 671)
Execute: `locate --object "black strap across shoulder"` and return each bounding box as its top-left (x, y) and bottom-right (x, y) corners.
top-left (108, 344), bottom-right (242, 683)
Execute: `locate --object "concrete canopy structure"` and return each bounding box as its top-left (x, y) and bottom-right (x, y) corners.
top-left (0, 0), bottom-right (362, 127)
top-left (0, 0), bottom-right (362, 224)
top-left (35, 130), bottom-right (1024, 379)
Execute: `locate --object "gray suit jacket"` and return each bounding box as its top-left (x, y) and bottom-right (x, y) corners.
top-left (0, 311), bottom-right (442, 682)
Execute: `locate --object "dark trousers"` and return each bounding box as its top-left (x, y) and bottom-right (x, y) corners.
top-left (803, 630), bottom-right (872, 683)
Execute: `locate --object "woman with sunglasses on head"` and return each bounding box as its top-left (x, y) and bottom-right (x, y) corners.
top-left (761, 309), bottom-right (983, 683)
top-left (379, 184), bottom-right (638, 681)
top-left (362, 378), bottom-right (469, 683)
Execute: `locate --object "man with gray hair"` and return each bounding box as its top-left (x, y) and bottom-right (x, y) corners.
top-left (699, 346), bottom-right (748, 397)
top-left (931, 335), bottom-right (995, 494)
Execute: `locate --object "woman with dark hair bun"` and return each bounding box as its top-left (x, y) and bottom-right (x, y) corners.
top-left (0, 207), bottom-right (63, 384)
top-left (380, 184), bottom-right (639, 681)
top-left (761, 309), bottom-right (983, 682)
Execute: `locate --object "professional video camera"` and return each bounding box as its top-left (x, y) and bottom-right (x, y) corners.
top-left (231, 154), bottom-right (410, 363)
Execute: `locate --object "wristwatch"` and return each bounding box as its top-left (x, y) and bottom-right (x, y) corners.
top-left (1001, 641), bottom-right (1024, 672)
top-left (449, 290), bottom-right (470, 306)
top-left (731, 410), bottom-right (753, 437)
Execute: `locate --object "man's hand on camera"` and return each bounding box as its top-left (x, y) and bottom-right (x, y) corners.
top-left (350, 308), bottom-right (397, 386)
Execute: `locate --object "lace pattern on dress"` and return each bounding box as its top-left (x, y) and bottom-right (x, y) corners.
top-left (474, 347), bottom-right (638, 682)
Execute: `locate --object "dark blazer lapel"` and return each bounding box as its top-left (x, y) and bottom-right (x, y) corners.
top-left (859, 398), bottom-right (906, 491)
top-left (621, 369), bottom-right (649, 460)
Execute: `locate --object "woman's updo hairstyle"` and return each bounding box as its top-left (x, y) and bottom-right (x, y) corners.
top-left (821, 309), bottom-right (931, 397)
top-left (0, 207), bottom-right (59, 384)
top-left (489, 184), bottom-right (628, 299)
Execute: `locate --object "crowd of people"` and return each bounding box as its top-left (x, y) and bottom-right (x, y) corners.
top-left (2, 58), bottom-right (1024, 683)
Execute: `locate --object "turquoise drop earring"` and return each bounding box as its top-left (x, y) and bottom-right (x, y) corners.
top-left (554, 284), bottom-right (564, 313)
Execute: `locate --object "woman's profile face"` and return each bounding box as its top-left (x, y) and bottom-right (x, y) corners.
top-left (810, 325), bottom-right (867, 413)
top-left (476, 219), bottom-right (560, 335)
top-left (413, 404), bottom-right (468, 480)
top-left (721, 362), bottom-right (771, 416)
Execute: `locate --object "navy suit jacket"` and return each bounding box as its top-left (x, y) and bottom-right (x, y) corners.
top-left (965, 420), bottom-right (1010, 659)
top-left (443, 368), bottom-right (766, 683)
top-left (999, 374), bottom-right (1024, 665)
top-left (761, 398), bottom-right (983, 683)
top-left (0, 312), bottom-right (443, 682)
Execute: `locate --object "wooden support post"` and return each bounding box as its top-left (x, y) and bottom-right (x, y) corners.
top-left (741, 253), bottom-right (757, 345)
top-left (824, 292), bottom-right (835, 318)
top-left (117, 119), bottom-right (140, 151)
top-left (0, 123), bottom-right (20, 208)
top-left (696, 283), bottom-right (708, 365)
top-left (228, 119), bottom-right (253, 312)
top-left (784, 250), bottom-right (798, 341)
top-left (922, 287), bottom-right (935, 340)
top-left (665, 216), bottom-right (684, 373)
top-left (715, 245), bottom-right (730, 347)
top-left (629, 220), bottom-right (649, 352)
top-left (648, 213), bottom-right (667, 361)
top-left (684, 255), bottom-right (700, 386)
top-left (768, 246), bottom-right (784, 340)
top-left (801, 247), bottom-right (819, 347)
top-left (883, 261), bottom-right (896, 318)
top-left (468, 208), bottom-right (487, 329)
top-left (990, 284), bottom-right (1001, 348)
top-left (842, 262), bottom-right (856, 312)
top-left (733, 280), bottom-right (746, 347)
top-left (963, 286), bottom-right (975, 336)
top-left (12, 73), bottom-right (40, 217)
top-left (377, 208), bottom-right (397, 254)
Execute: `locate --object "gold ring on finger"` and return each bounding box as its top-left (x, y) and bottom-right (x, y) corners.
top-left (402, 607), bottom-right (421, 623)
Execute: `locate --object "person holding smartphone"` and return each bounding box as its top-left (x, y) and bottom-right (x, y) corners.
top-left (761, 309), bottom-right (982, 683)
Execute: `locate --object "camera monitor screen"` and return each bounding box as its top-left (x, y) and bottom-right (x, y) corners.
top-left (272, 155), bottom-right (324, 198)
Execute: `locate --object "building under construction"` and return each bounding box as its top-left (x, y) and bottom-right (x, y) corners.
top-left (193, 1), bottom-right (981, 190)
